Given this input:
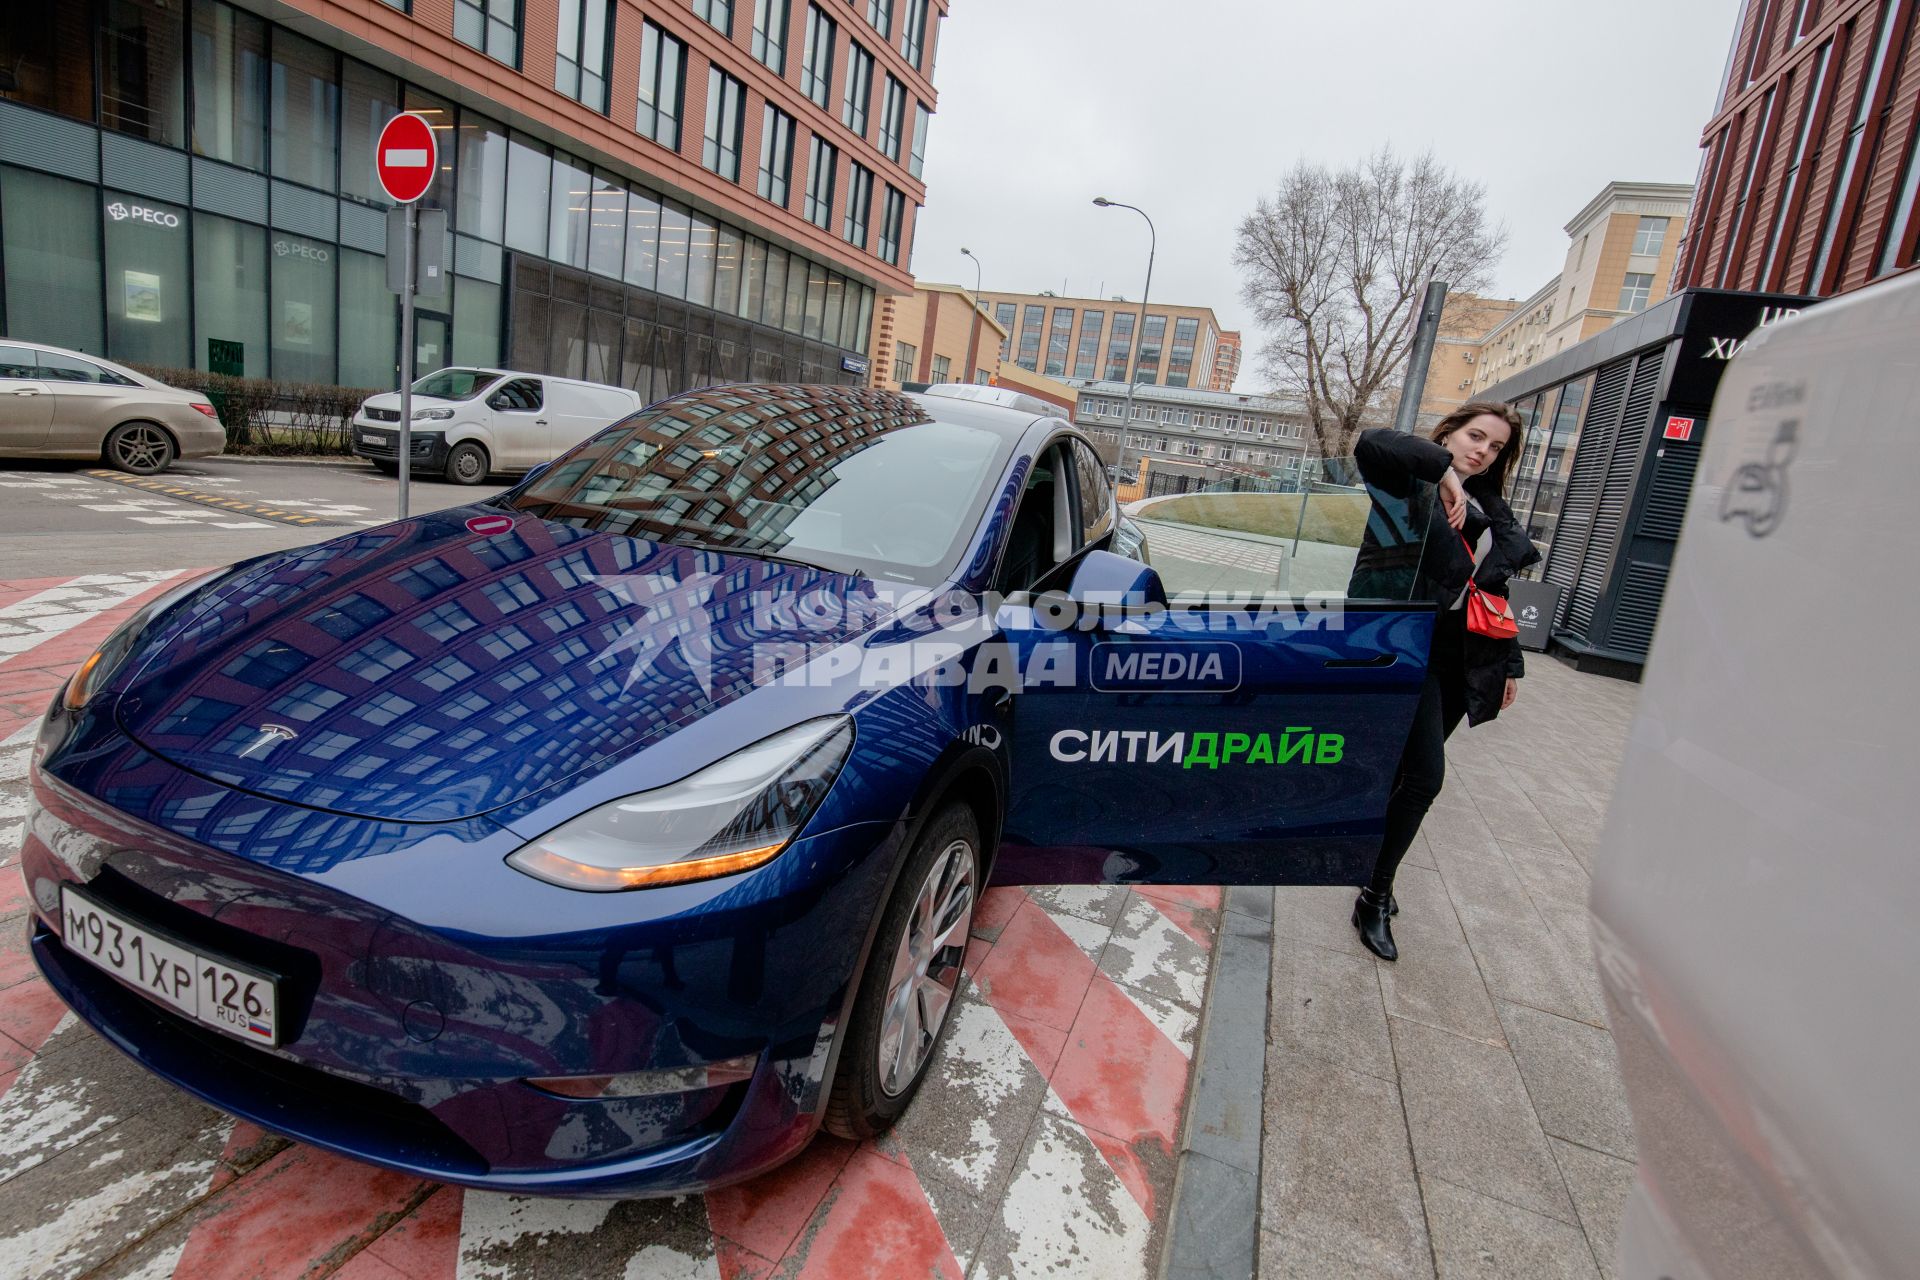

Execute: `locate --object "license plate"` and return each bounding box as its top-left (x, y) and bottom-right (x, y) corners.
top-left (360, 431), bottom-right (381, 445)
top-left (59, 885), bottom-right (281, 1046)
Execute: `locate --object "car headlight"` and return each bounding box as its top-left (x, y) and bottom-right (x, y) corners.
top-left (506, 717), bottom-right (855, 891)
top-left (63, 569), bottom-right (230, 711)
top-left (412, 407), bottom-right (454, 421)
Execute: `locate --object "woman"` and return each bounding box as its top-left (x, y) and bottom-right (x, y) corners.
top-left (1348, 402), bottom-right (1539, 961)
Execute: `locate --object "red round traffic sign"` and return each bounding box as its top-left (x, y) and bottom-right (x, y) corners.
top-left (466, 514), bottom-right (515, 536)
top-left (376, 113), bottom-right (438, 204)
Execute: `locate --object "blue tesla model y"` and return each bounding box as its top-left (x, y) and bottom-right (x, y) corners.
top-left (21, 383), bottom-right (1433, 1195)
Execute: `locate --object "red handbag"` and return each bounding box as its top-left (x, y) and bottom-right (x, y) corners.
top-left (1458, 532), bottom-right (1520, 639)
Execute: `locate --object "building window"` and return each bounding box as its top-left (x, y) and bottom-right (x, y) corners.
top-left (752, 0), bottom-right (789, 72)
top-left (759, 106), bottom-right (795, 206)
top-left (975, 366), bottom-right (991, 383)
top-left (893, 340), bottom-right (917, 383)
top-left (454, 0), bottom-right (520, 65)
top-left (878, 186), bottom-right (905, 264)
top-left (931, 354), bottom-right (950, 383)
top-left (900, 0), bottom-right (926, 65)
top-left (695, 0), bottom-right (733, 35)
top-left (1617, 273), bottom-right (1653, 313)
top-left (909, 102), bottom-right (930, 178)
top-left (1630, 216), bottom-right (1667, 258)
top-left (1073, 309), bottom-right (1103, 378)
top-left (844, 163), bottom-right (874, 247)
top-left (504, 131), bottom-right (551, 256)
top-left (1045, 306), bottom-right (1072, 376)
top-left (193, 213), bottom-right (266, 376)
top-left (637, 22), bottom-right (685, 150)
top-left (867, 0), bottom-right (892, 39)
top-left (1017, 304), bottom-right (1042, 370)
top-left (1105, 313), bottom-right (1135, 380)
top-left (104, 190), bottom-right (189, 369)
top-left (879, 76), bottom-right (906, 161)
top-left (270, 232), bottom-right (337, 382)
top-left (269, 30), bottom-right (339, 191)
top-left (801, 5), bottom-right (837, 109)
top-left (556, 0), bottom-right (613, 111)
top-left (702, 68), bottom-right (745, 180)
top-left (804, 135), bottom-right (838, 229)
top-left (1136, 314), bottom-right (1166, 382)
top-left (843, 42), bottom-right (875, 136)
top-left (1168, 316), bottom-right (1198, 387)
top-left (341, 61), bottom-right (401, 205)
top-left (101, 0), bottom-right (188, 149)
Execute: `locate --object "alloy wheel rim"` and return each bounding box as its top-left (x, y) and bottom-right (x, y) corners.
top-left (115, 426), bottom-right (169, 472)
top-left (876, 838), bottom-right (976, 1098)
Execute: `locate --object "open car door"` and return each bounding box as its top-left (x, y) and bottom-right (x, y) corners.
top-left (993, 457), bottom-right (1436, 887)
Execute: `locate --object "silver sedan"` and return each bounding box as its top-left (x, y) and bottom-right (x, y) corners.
top-left (0, 341), bottom-right (226, 475)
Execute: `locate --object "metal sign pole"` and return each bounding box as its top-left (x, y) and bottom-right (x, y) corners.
top-left (397, 202), bottom-right (415, 519)
top-left (1393, 279), bottom-right (1449, 434)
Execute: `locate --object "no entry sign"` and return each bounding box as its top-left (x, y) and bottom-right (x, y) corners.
top-left (376, 113), bottom-right (438, 204)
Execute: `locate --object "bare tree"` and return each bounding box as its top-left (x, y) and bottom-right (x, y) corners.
top-left (1235, 149), bottom-right (1506, 460)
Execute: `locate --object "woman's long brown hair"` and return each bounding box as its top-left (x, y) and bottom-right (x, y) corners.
top-left (1430, 401), bottom-right (1526, 495)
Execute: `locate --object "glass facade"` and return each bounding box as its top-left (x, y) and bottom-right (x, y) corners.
top-left (1073, 310), bottom-right (1103, 379)
top-left (0, 0), bottom-right (877, 395)
top-left (1044, 306), bottom-right (1071, 377)
top-left (1104, 313), bottom-right (1134, 381)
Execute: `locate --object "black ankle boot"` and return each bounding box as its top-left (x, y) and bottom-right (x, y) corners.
top-left (1353, 888), bottom-right (1398, 961)
top-left (1389, 893), bottom-right (1399, 916)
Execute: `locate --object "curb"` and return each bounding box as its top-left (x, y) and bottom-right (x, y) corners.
top-left (206, 456), bottom-right (373, 469)
top-left (1160, 886), bottom-right (1274, 1280)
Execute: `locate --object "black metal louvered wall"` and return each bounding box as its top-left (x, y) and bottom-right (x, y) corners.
top-left (1543, 358), bottom-right (1630, 628)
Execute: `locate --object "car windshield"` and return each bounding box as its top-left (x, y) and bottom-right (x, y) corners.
top-left (500, 386), bottom-right (1015, 586)
top-left (410, 368), bottom-right (500, 400)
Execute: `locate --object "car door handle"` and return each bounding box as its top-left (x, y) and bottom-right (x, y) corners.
top-left (1323, 653), bottom-right (1397, 669)
top-left (535, 418), bottom-right (549, 425)
top-left (11, 388), bottom-right (40, 397)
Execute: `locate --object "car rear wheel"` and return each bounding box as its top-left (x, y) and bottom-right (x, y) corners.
top-left (444, 441), bottom-right (490, 485)
top-left (824, 803), bottom-right (980, 1140)
top-left (104, 422), bottom-right (176, 475)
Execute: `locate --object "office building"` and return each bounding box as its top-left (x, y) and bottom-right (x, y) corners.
top-left (1212, 330), bottom-right (1242, 391)
top-left (1066, 378), bottom-right (1314, 498)
top-left (866, 283), bottom-right (1077, 410)
top-left (1461, 182), bottom-right (1693, 403)
top-left (973, 290), bottom-right (1234, 390)
top-left (1674, 0), bottom-right (1918, 296)
top-left (0, 0), bottom-right (945, 395)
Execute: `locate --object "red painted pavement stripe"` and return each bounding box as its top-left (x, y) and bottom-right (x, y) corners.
top-left (0, 976), bottom-right (68, 1065)
top-left (975, 897), bottom-right (1192, 1221)
top-left (705, 1132), bottom-right (857, 1267)
top-left (776, 1148), bottom-right (963, 1278)
top-left (0, 577), bottom-right (78, 611)
top-left (331, 1185), bottom-right (463, 1280)
top-left (167, 1143), bottom-right (430, 1280)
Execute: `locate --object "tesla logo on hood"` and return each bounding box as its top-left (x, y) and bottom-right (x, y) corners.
top-left (237, 723), bottom-right (299, 759)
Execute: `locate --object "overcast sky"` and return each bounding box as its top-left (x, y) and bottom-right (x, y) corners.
top-left (911, 0), bottom-right (1744, 388)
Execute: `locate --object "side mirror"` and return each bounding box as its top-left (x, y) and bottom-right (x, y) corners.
top-left (1067, 549), bottom-right (1168, 612)
top-left (485, 394), bottom-right (509, 411)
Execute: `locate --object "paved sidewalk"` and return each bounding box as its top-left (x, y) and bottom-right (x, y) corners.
top-left (1261, 654), bottom-right (1639, 1280)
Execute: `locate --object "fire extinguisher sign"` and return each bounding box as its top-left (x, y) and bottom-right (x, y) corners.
top-left (1664, 415), bottom-right (1696, 441)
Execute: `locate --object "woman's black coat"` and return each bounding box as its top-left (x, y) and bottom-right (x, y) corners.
top-left (1347, 428), bottom-right (1541, 725)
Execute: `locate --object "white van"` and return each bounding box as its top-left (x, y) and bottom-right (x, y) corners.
top-left (1594, 269), bottom-right (1920, 1279)
top-left (351, 367), bottom-right (643, 484)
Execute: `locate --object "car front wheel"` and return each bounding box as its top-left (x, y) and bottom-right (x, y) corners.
top-left (443, 441), bottom-right (490, 485)
top-left (104, 422), bottom-right (176, 475)
top-left (823, 803), bottom-right (980, 1140)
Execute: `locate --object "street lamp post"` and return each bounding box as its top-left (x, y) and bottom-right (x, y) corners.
top-left (961, 247), bottom-right (986, 383)
top-left (1093, 198), bottom-right (1155, 490)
